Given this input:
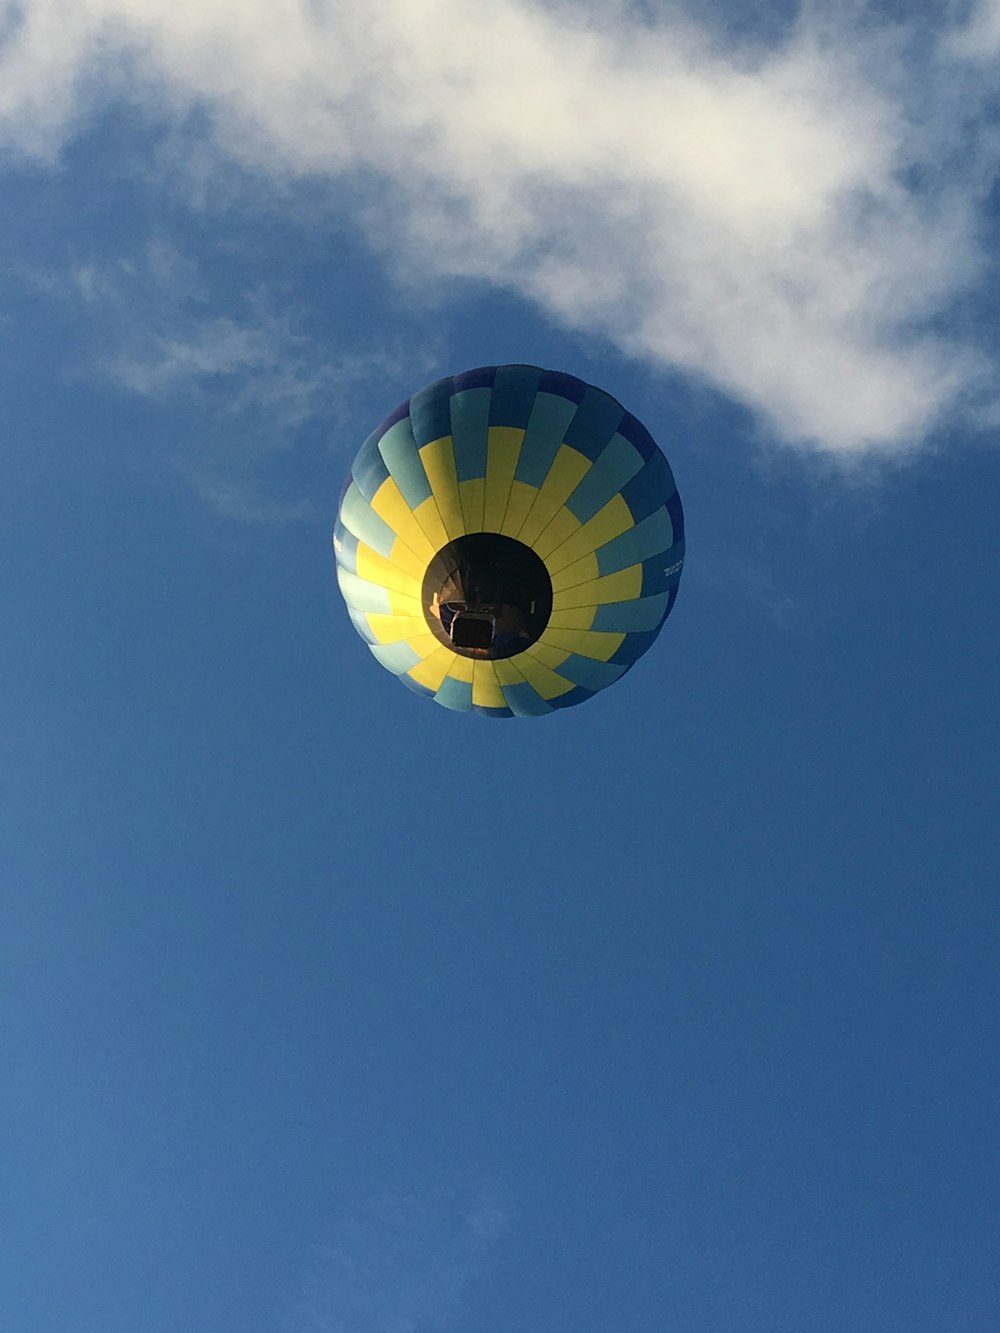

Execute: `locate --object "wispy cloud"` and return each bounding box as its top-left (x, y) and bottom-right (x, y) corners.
top-left (286, 1180), bottom-right (508, 1333)
top-left (1, 0), bottom-right (999, 454)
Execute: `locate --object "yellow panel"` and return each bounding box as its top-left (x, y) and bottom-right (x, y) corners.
top-left (493, 658), bottom-right (528, 687)
top-left (401, 632), bottom-right (440, 661)
top-left (389, 536), bottom-right (431, 582)
top-left (387, 590), bottom-right (425, 618)
top-left (355, 543), bottom-right (422, 599)
top-left (458, 477), bottom-right (485, 536)
top-left (472, 660), bottom-right (508, 709)
top-left (549, 553), bottom-right (599, 591)
top-left (544, 494), bottom-right (634, 573)
top-left (548, 606), bottom-right (597, 631)
top-left (371, 479), bottom-right (434, 561)
top-left (520, 641), bottom-right (570, 671)
top-left (407, 646), bottom-right (458, 691)
top-left (419, 436), bottom-right (465, 540)
top-left (483, 427), bottom-right (525, 532)
top-left (443, 655), bottom-right (475, 684)
top-left (538, 627), bottom-right (626, 661)
top-left (365, 614), bottom-right (429, 645)
top-left (515, 651), bottom-right (575, 699)
top-left (411, 494), bottom-right (449, 555)
top-left (552, 565), bottom-right (642, 610)
top-left (500, 481), bottom-right (539, 540)
top-left (518, 446), bottom-right (591, 548)
top-left (533, 506), bottom-right (582, 562)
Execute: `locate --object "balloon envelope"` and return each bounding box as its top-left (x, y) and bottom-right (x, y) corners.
top-left (334, 365), bottom-right (685, 717)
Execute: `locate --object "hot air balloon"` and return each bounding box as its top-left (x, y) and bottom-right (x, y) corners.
top-left (333, 365), bottom-right (684, 717)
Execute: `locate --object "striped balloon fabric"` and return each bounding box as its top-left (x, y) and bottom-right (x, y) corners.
top-left (334, 365), bottom-right (685, 717)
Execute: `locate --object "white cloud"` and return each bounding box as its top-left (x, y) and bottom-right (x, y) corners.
top-left (286, 1181), bottom-right (508, 1333)
top-left (1, 0), bottom-right (998, 453)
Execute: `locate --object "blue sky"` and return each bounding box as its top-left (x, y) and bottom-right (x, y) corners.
top-left (2, 1), bottom-right (999, 1329)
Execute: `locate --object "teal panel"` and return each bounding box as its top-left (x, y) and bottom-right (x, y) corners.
top-left (378, 417), bottom-right (433, 509)
top-left (339, 482), bottom-right (397, 559)
top-left (450, 387), bottom-right (491, 482)
top-left (368, 640), bottom-right (424, 676)
top-left (514, 392), bottom-right (578, 487)
top-left (501, 681), bottom-right (554, 716)
top-left (564, 431), bottom-right (645, 523)
top-left (554, 653), bottom-right (630, 691)
top-left (591, 591), bottom-right (670, 633)
top-left (595, 507), bottom-right (675, 576)
top-left (434, 676), bottom-right (475, 712)
top-left (336, 568), bottom-right (393, 616)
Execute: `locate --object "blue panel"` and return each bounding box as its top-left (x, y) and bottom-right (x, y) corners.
top-left (502, 681), bottom-right (554, 716)
top-left (515, 392), bottom-right (578, 487)
top-left (666, 487), bottom-right (685, 543)
top-left (564, 432), bottom-right (644, 524)
top-left (339, 483), bottom-right (397, 558)
top-left (548, 684), bottom-right (595, 711)
top-left (472, 704), bottom-right (515, 719)
top-left (592, 591), bottom-right (670, 633)
top-left (608, 629), bottom-right (660, 666)
top-left (434, 676), bottom-right (475, 712)
top-left (333, 519), bottom-right (359, 575)
top-left (562, 385), bottom-right (625, 462)
top-left (595, 506), bottom-right (674, 576)
top-left (617, 411), bottom-right (659, 461)
top-left (639, 540), bottom-right (685, 595)
top-left (378, 417), bottom-right (432, 509)
top-left (347, 606), bottom-right (378, 645)
top-left (489, 365), bottom-right (543, 428)
top-left (351, 428), bottom-right (391, 502)
top-left (620, 450), bottom-right (676, 524)
top-left (337, 568), bottom-right (393, 615)
top-left (554, 653), bottom-right (630, 691)
top-left (537, 369), bottom-right (587, 403)
top-left (368, 640), bottom-right (423, 676)
top-left (453, 366), bottom-right (496, 393)
top-left (409, 376), bottom-right (454, 446)
top-left (450, 387), bottom-right (491, 482)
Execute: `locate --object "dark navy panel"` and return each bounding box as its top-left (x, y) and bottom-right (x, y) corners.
top-left (514, 392), bottom-right (577, 487)
top-left (620, 450), bottom-right (676, 524)
top-left (450, 387), bottom-right (491, 482)
top-left (472, 703), bottom-right (515, 719)
top-left (617, 411), bottom-right (659, 461)
top-left (548, 684), bottom-right (596, 711)
top-left (562, 386), bottom-right (625, 462)
top-left (453, 366), bottom-right (496, 393)
top-left (409, 377), bottom-right (454, 446)
top-left (537, 369), bottom-right (587, 403)
top-left (489, 365), bottom-right (544, 428)
top-left (351, 428), bottom-right (391, 502)
top-left (564, 432), bottom-right (644, 524)
top-left (608, 628), bottom-right (660, 666)
top-left (371, 397), bottom-right (411, 441)
top-left (666, 488), bottom-right (685, 543)
top-left (639, 541), bottom-right (685, 596)
top-left (378, 417), bottom-right (433, 509)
